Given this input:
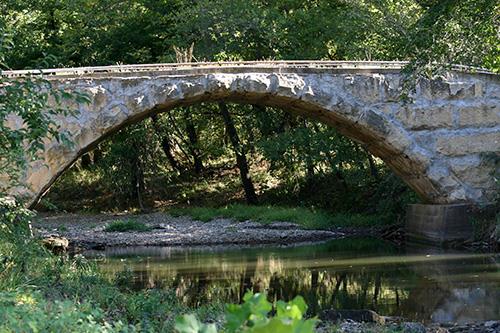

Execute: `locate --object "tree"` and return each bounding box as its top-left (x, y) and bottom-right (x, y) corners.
top-left (219, 102), bottom-right (258, 204)
top-left (0, 25), bottom-right (88, 196)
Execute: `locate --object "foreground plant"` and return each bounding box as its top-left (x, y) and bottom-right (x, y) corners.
top-left (175, 292), bottom-right (317, 333)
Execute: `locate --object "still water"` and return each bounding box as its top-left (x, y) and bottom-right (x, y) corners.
top-left (87, 238), bottom-right (499, 323)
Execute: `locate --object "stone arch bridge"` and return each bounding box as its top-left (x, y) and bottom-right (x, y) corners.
top-left (2, 61), bottom-right (499, 218)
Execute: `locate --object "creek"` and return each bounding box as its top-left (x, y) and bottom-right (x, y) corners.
top-left (86, 237), bottom-right (499, 323)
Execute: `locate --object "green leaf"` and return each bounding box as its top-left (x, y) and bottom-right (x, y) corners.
top-left (174, 314), bottom-right (217, 333)
top-left (276, 296), bottom-right (307, 320)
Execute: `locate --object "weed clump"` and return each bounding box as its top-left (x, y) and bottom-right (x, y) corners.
top-left (104, 219), bottom-right (152, 232)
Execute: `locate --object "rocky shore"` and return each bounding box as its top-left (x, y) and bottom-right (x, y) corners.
top-left (320, 319), bottom-right (500, 333)
top-left (318, 310), bottom-right (500, 333)
top-left (34, 212), bottom-right (342, 249)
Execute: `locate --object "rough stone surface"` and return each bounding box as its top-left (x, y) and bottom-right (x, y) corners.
top-left (396, 105), bottom-right (454, 130)
top-left (1, 62), bottom-right (499, 206)
top-left (435, 132), bottom-right (500, 156)
top-left (457, 103), bottom-right (500, 128)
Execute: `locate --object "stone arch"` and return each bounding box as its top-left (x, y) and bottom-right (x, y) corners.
top-left (3, 63), bottom-right (499, 207)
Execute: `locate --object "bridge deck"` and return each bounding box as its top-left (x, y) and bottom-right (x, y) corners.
top-left (1, 61), bottom-right (494, 78)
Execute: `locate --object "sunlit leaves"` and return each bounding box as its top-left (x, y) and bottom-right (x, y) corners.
top-left (175, 314), bottom-right (217, 333)
top-left (176, 292), bottom-right (317, 333)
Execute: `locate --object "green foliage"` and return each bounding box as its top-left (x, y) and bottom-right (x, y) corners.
top-left (104, 219), bottom-right (152, 232)
top-left (0, 74), bottom-right (86, 192)
top-left (0, 198), bottom-right (224, 332)
top-left (175, 292), bottom-right (317, 333)
top-left (0, 291), bottom-right (136, 333)
top-left (403, 0), bottom-right (499, 74)
top-left (175, 314), bottom-right (218, 333)
top-left (0, 25), bottom-right (90, 194)
top-left (169, 204), bottom-right (390, 229)
top-left (0, 197), bottom-right (41, 290)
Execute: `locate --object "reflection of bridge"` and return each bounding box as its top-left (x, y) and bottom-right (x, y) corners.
top-left (3, 61), bottom-right (499, 240)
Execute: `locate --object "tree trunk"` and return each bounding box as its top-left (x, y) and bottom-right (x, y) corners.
top-left (219, 102), bottom-right (258, 204)
top-left (184, 109), bottom-right (204, 174)
top-left (80, 153), bottom-right (91, 169)
top-left (365, 149), bottom-right (379, 180)
top-left (331, 273), bottom-right (346, 303)
top-left (373, 273), bottom-right (382, 306)
top-left (151, 114), bottom-right (182, 172)
top-left (92, 148), bottom-right (102, 165)
top-left (303, 120), bottom-right (315, 180)
top-left (130, 146), bottom-right (145, 211)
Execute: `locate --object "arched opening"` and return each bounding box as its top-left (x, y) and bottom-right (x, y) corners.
top-left (37, 98), bottom-right (419, 223)
top-left (23, 69), bottom-right (441, 214)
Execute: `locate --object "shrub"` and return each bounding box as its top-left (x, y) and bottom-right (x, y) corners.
top-left (104, 219), bottom-right (152, 232)
top-left (0, 290), bottom-right (136, 333)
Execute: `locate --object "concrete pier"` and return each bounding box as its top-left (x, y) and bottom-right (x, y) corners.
top-left (406, 204), bottom-right (473, 244)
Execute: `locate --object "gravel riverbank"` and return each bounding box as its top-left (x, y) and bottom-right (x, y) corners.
top-left (34, 212), bottom-right (342, 248)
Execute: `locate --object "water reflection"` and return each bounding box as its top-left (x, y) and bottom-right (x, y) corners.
top-left (86, 238), bottom-right (500, 323)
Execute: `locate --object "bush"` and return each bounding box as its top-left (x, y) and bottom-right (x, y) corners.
top-left (0, 290), bottom-right (136, 333)
top-left (104, 219), bottom-right (152, 232)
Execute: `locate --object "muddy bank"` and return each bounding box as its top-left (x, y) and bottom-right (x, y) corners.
top-left (34, 212), bottom-right (343, 248)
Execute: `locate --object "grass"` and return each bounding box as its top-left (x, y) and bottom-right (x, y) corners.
top-left (168, 204), bottom-right (389, 229)
top-left (104, 219), bottom-right (152, 232)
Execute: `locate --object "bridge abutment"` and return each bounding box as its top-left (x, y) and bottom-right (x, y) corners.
top-left (406, 204), bottom-right (473, 243)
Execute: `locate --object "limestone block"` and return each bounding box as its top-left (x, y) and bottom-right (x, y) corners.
top-left (383, 126), bottom-right (414, 154)
top-left (449, 155), bottom-right (498, 188)
top-left (416, 79), bottom-right (450, 100)
top-left (381, 75), bottom-right (402, 102)
top-left (427, 165), bottom-right (461, 190)
top-left (100, 104), bottom-right (128, 129)
top-left (396, 104), bottom-right (453, 130)
top-left (239, 74), bottom-right (271, 94)
top-left (326, 96), bottom-right (362, 123)
top-left (347, 74), bottom-right (385, 103)
top-left (177, 76), bottom-right (209, 97)
top-left (447, 81), bottom-right (476, 98)
top-left (457, 103), bottom-right (500, 128)
top-left (274, 74), bottom-right (306, 98)
top-left (436, 131), bottom-right (500, 156)
top-left (358, 109), bottom-right (391, 136)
